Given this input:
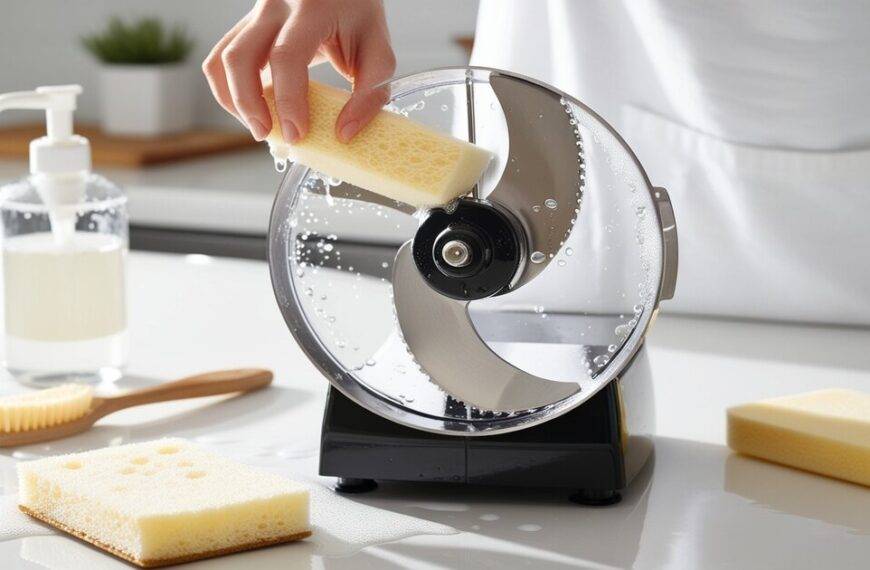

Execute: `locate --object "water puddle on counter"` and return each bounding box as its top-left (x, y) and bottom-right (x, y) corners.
top-left (306, 482), bottom-right (457, 557)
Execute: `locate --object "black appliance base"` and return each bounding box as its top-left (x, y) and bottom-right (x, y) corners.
top-left (320, 380), bottom-right (650, 502)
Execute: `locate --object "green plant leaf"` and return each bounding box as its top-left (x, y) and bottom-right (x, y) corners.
top-left (81, 16), bottom-right (194, 65)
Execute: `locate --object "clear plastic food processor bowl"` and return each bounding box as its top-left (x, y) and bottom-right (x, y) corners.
top-left (268, 67), bottom-right (676, 435)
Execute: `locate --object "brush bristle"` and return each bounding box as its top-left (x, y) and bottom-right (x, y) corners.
top-left (0, 385), bottom-right (93, 433)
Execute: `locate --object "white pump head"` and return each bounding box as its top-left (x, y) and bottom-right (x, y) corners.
top-left (0, 85), bottom-right (91, 226)
top-left (0, 85), bottom-right (91, 177)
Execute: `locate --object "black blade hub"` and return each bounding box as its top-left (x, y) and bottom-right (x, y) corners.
top-left (412, 199), bottom-right (523, 300)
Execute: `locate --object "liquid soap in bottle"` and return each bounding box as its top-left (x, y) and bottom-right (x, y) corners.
top-left (0, 86), bottom-right (128, 386)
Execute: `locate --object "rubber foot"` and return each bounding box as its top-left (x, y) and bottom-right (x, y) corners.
top-left (570, 489), bottom-right (622, 506)
top-left (334, 477), bottom-right (378, 494)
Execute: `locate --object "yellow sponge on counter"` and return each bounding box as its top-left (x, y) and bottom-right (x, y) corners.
top-left (727, 389), bottom-right (870, 487)
top-left (263, 81), bottom-right (492, 209)
top-left (18, 438), bottom-right (310, 567)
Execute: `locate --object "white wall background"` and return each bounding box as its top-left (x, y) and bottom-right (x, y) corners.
top-left (0, 0), bottom-right (478, 129)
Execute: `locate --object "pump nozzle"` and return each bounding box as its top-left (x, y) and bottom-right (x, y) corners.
top-left (0, 85), bottom-right (92, 243)
top-left (0, 84), bottom-right (91, 177)
top-left (0, 85), bottom-right (82, 140)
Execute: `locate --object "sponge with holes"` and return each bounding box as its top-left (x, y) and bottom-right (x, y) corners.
top-left (17, 438), bottom-right (310, 568)
top-left (264, 81), bottom-right (493, 209)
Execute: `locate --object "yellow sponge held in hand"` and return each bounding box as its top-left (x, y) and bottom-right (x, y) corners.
top-left (263, 81), bottom-right (492, 209)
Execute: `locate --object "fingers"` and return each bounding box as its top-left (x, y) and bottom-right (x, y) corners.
top-left (202, 15), bottom-right (250, 121)
top-left (221, 13), bottom-right (285, 140)
top-left (269, 15), bottom-right (326, 143)
top-left (336, 36), bottom-right (397, 143)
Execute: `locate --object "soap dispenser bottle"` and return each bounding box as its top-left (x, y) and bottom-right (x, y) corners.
top-left (0, 85), bottom-right (128, 386)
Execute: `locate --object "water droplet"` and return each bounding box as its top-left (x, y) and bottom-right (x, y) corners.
top-left (323, 243), bottom-right (334, 252)
top-left (557, 259), bottom-right (567, 267)
top-left (615, 324), bottom-right (632, 338)
top-left (530, 251), bottom-right (546, 264)
top-left (274, 158), bottom-right (287, 172)
top-left (634, 303), bottom-right (644, 314)
top-left (593, 354), bottom-right (610, 368)
top-left (533, 305), bottom-right (544, 313)
top-left (607, 344), bottom-right (617, 353)
top-left (304, 287), bottom-right (313, 296)
top-left (532, 205), bottom-right (542, 213)
top-left (381, 261), bottom-right (389, 269)
top-left (365, 359), bottom-right (376, 366)
top-left (565, 247), bottom-right (574, 256)
top-left (336, 340), bottom-right (346, 348)
top-left (518, 523), bottom-right (543, 532)
top-left (544, 198), bottom-right (558, 209)
top-left (440, 104), bottom-right (448, 111)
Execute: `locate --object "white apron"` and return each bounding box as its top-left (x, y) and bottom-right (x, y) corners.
top-left (472, 0), bottom-right (870, 326)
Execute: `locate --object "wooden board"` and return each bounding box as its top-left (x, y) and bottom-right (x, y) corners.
top-left (0, 123), bottom-right (258, 167)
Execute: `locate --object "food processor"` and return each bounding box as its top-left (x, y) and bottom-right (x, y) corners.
top-left (268, 67), bottom-right (678, 504)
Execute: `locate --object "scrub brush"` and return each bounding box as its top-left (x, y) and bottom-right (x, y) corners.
top-left (1, 384), bottom-right (93, 433)
top-left (0, 368), bottom-right (272, 447)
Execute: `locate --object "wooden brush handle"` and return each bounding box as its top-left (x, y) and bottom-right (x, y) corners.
top-left (101, 369), bottom-right (273, 414)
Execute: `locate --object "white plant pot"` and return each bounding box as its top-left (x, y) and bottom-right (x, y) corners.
top-left (99, 64), bottom-right (194, 136)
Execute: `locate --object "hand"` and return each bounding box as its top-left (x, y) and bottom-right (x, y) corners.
top-left (203, 0), bottom-right (396, 143)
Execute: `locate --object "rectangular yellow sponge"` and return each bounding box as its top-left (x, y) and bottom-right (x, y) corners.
top-left (17, 438), bottom-right (310, 567)
top-left (727, 389), bottom-right (870, 487)
top-left (264, 81), bottom-right (492, 209)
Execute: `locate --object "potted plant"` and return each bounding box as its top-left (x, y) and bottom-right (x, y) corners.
top-left (83, 17), bottom-right (195, 136)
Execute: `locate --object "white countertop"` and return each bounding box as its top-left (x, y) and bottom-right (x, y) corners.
top-left (0, 252), bottom-right (868, 569)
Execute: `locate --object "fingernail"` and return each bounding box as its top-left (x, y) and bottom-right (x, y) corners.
top-left (281, 121), bottom-right (299, 143)
top-left (339, 120), bottom-right (359, 143)
top-left (247, 117), bottom-right (269, 141)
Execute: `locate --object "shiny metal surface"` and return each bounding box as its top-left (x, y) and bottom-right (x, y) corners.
top-left (486, 73), bottom-right (584, 289)
top-left (440, 239), bottom-right (472, 268)
top-left (653, 187), bottom-right (678, 301)
top-left (392, 242), bottom-right (579, 411)
top-left (305, 180), bottom-right (416, 215)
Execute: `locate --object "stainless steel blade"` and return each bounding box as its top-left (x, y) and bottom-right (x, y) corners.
top-left (487, 73), bottom-right (585, 288)
top-left (307, 179), bottom-right (417, 215)
top-left (392, 242), bottom-right (580, 411)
